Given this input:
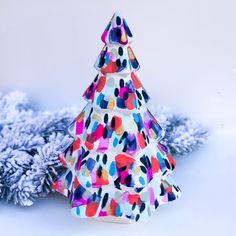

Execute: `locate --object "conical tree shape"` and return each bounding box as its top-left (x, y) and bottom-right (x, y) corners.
top-left (101, 11), bottom-right (133, 45)
top-left (51, 12), bottom-right (181, 222)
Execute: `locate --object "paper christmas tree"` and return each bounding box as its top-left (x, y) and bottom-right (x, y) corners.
top-left (51, 12), bottom-right (181, 222)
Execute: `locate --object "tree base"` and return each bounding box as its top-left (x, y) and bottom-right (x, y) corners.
top-left (93, 216), bottom-right (132, 224)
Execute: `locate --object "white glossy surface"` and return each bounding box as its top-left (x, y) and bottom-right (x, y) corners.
top-left (0, 1), bottom-right (235, 235)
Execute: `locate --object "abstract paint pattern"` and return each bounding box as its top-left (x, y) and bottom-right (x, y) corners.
top-left (68, 103), bottom-right (164, 155)
top-left (83, 72), bottom-right (150, 110)
top-left (101, 11), bottom-right (133, 45)
top-left (95, 44), bottom-right (140, 74)
top-left (51, 12), bottom-right (181, 222)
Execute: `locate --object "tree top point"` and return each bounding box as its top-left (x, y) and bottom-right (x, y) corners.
top-left (101, 11), bottom-right (133, 45)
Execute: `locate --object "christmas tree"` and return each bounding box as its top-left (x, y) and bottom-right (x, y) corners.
top-left (51, 12), bottom-right (181, 222)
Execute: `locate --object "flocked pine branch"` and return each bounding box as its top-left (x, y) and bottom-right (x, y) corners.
top-left (0, 91), bottom-right (74, 206)
top-left (0, 91), bottom-right (208, 206)
top-left (150, 104), bottom-right (209, 156)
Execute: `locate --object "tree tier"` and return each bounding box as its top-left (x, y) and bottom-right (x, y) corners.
top-left (68, 103), bottom-right (164, 155)
top-left (94, 44), bottom-right (139, 74)
top-left (83, 72), bottom-right (150, 110)
top-left (62, 140), bottom-right (176, 191)
top-left (52, 162), bottom-right (181, 221)
top-left (101, 11), bottom-right (133, 45)
top-left (70, 176), bottom-right (181, 221)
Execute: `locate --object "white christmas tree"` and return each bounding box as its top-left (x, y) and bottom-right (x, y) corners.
top-left (51, 12), bottom-right (181, 222)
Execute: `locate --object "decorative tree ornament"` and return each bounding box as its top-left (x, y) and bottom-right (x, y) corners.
top-left (51, 11), bottom-right (181, 223)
